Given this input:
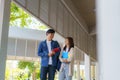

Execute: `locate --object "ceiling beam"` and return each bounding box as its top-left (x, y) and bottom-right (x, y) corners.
top-left (90, 26), bottom-right (96, 35)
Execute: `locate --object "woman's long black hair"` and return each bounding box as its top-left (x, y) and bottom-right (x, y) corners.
top-left (63, 37), bottom-right (74, 52)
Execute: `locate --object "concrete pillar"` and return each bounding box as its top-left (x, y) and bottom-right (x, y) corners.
top-left (84, 54), bottom-right (91, 80)
top-left (96, 0), bottom-right (120, 80)
top-left (95, 62), bottom-right (99, 80)
top-left (77, 61), bottom-right (81, 80)
top-left (91, 65), bottom-right (93, 80)
top-left (0, 0), bottom-right (11, 79)
top-left (91, 65), bottom-right (95, 80)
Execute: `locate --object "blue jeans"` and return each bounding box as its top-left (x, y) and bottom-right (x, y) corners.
top-left (59, 63), bottom-right (72, 80)
top-left (40, 65), bottom-right (56, 80)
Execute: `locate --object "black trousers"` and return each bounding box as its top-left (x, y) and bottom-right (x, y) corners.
top-left (40, 65), bottom-right (56, 80)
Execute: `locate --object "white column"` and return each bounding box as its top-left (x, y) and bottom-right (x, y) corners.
top-left (96, 0), bottom-right (120, 80)
top-left (84, 54), bottom-right (91, 80)
top-left (0, 0), bottom-right (11, 79)
top-left (91, 65), bottom-right (95, 80)
top-left (77, 61), bottom-right (81, 80)
top-left (95, 62), bottom-right (99, 80)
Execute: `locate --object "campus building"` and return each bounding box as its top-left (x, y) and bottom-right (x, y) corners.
top-left (0, 0), bottom-right (120, 80)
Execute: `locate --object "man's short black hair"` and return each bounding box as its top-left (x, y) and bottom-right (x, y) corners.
top-left (46, 29), bottom-right (55, 34)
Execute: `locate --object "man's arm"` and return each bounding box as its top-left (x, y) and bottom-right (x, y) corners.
top-left (54, 41), bottom-right (61, 56)
top-left (38, 42), bottom-right (48, 57)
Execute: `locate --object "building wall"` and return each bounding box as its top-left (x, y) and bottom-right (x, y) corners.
top-left (13, 0), bottom-right (96, 60)
top-left (7, 27), bottom-right (64, 61)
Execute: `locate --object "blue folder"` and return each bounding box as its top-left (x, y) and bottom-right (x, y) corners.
top-left (62, 51), bottom-right (68, 59)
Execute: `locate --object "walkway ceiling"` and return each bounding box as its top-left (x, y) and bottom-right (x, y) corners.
top-left (71, 0), bottom-right (96, 35)
top-left (8, 27), bottom-right (85, 62)
top-left (13, 0), bottom-right (97, 60)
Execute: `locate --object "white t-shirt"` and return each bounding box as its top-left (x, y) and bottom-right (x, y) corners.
top-left (46, 40), bottom-right (52, 65)
top-left (66, 48), bottom-right (69, 52)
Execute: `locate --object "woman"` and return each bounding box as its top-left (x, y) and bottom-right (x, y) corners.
top-left (59, 37), bottom-right (74, 80)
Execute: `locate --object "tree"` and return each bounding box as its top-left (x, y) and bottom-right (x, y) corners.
top-left (5, 68), bottom-right (10, 80)
top-left (10, 2), bottom-right (31, 27)
top-left (10, 2), bottom-right (48, 30)
top-left (18, 61), bottom-right (40, 80)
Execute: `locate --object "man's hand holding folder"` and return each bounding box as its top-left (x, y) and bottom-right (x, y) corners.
top-left (48, 47), bottom-right (60, 57)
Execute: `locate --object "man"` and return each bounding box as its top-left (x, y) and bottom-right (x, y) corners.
top-left (38, 29), bottom-right (61, 80)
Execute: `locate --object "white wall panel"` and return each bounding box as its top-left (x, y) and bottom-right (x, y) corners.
top-left (78, 26), bottom-right (81, 48)
top-left (61, 0), bottom-right (88, 33)
top-left (26, 0), bottom-right (39, 17)
top-left (49, 0), bottom-right (57, 30)
top-left (15, 0), bottom-right (26, 7)
top-left (78, 26), bottom-right (82, 49)
top-left (68, 14), bottom-right (71, 37)
top-left (63, 8), bottom-right (69, 37)
top-left (73, 21), bottom-right (77, 45)
top-left (76, 48), bottom-right (80, 60)
top-left (7, 38), bottom-right (41, 58)
top-left (56, 1), bottom-right (64, 35)
top-left (40, 0), bottom-right (49, 24)
top-left (82, 31), bottom-right (85, 52)
top-left (76, 24), bottom-right (79, 47)
top-left (72, 18), bottom-right (76, 39)
top-left (85, 35), bottom-right (88, 53)
top-left (81, 29), bottom-right (87, 53)
top-left (79, 26), bottom-right (85, 52)
top-left (7, 38), bottom-right (16, 56)
top-left (88, 37), bottom-right (96, 59)
top-left (35, 41), bottom-right (39, 57)
top-left (16, 39), bottom-right (26, 56)
top-left (13, 0), bottom-right (96, 58)
top-left (74, 47), bottom-right (78, 60)
top-left (26, 40), bottom-right (36, 57)
top-left (85, 33), bottom-right (88, 53)
top-left (69, 15), bottom-right (74, 37)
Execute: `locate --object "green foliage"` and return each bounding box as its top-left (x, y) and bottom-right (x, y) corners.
top-left (18, 61), bottom-right (34, 72)
top-left (5, 68), bottom-right (10, 80)
top-left (38, 25), bottom-right (47, 30)
top-left (15, 72), bottom-right (26, 80)
top-left (10, 2), bottom-right (31, 27)
top-left (18, 61), bottom-right (40, 79)
top-left (10, 2), bottom-right (48, 30)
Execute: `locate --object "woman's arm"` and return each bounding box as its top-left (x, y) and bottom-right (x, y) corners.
top-left (59, 50), bottom-right (64, 62)
top-left (66, 48), bottom-right (74, 62)
top-left (59, 48), bottom-right (74, 63)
